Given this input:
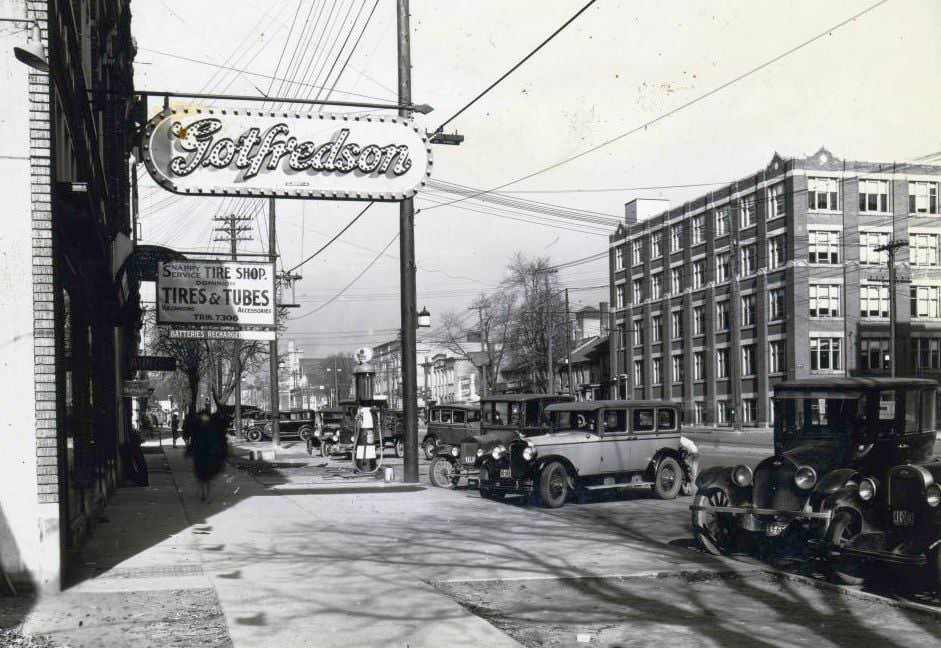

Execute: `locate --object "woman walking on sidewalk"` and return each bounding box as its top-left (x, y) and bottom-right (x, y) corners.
top-left (192, 410), bottom-right (228, 501)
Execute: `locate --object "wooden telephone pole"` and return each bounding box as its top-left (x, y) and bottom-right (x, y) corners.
top-left (213, 214), bottom-right (252, 436)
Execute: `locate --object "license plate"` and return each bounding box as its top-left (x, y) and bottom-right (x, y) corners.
top-left (892, 510), bottom-right (914, 526)
top-left (464, 456), bottom-right (476, 465)
top-left (499, 468), bottom-right (511, 478)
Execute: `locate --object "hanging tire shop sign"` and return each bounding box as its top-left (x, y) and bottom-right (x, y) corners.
top-left (157, 260), bottom-right (276, 327)
top-left (141, 108), bottom-right (432, 201)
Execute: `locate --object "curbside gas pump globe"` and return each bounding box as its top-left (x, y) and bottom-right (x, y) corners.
top-left (417, 306), bottom-right (431, 329)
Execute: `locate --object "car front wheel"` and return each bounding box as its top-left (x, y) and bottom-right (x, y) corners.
top-left (825, 510), bottom-right (868, 585)
top-left (536, 461), bottom-right (569, 508)
top-left (321, 441), bottom-right (335, 458)
top-left (246, 428), bottom-right (262, 443)
top-left (422, 437), bottom-right (437, 461)
top-left (298, 426), bottom-right (314, 441)
top-left (429, 455), bottom-right (457, 488)
top-left (394, 439), bottom-right (405, 458)
top-left (653, 457), bottom-right (683, 500)
top-left (692, 487), bottom-right (737, 556)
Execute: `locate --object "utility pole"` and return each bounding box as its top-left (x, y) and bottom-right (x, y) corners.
top-left (214, 214), bottom-right (252, 438)
top-left (469, 304), bottom-right (489, 397)
top-left (875, 239), bottom-right (908, 377)
top-left (397, 0), bottom-right (419, 483)
top-left (543, 269), bottom-right (557, 394)
top-left (564, 288), bottom-right (573, 397)
top-left (268, 198), bottom-right (280, 448)
top-left (333, 355), bottom-right (340, 405)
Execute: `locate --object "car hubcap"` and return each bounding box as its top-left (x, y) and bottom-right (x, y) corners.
top-left (660, 465), bottom-right (677, 490)
top-left (549, 473), bottom-right (565, 499)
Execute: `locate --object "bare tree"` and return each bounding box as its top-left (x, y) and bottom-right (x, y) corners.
top-left (438, 291), bottom-right (513, 395)
top-left (501, 252), bottom-right (566, 392)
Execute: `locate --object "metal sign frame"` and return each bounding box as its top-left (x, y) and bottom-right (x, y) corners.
top-left (141, 107), bottom-right (433, 201)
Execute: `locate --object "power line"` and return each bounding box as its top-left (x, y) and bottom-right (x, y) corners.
top-left (433, 0), bottom-right (599, 134)
top-left (423, 0), bottom-right (891, 212)
top-left (291, 232), bottom-right (401, 320)
top-left (284, 202), bottom-right (374, 274)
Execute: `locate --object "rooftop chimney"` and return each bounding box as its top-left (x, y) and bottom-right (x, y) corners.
top-left (624, 198), bottom-right (670, 224)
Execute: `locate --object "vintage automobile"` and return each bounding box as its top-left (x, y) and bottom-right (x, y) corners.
top-left (381, 408), bottom-right (406, 458)
top-left (477, 400), bottom-right (697, 507)
top-left (690, 377), bottom-right (939, 580)
top-left (256, 409), bottom-right (317, 443)
top-left (315, 405), bottom-right (357, 457)
top-left (420, 404), bottom-right (481, 460)
top-left (429, 394), bottom-right (574, 489)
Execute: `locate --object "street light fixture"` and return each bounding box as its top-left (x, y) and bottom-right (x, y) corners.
top-left (417, 306), bottom-right (431, 328)
top-left (4, 18), bottom-right (48, 73)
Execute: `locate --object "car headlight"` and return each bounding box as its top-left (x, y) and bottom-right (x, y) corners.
top-left (332, 433), bottom-right (339, 441)
top-left (476, 448), bottom-right (485, 458)
top-left (794, 466), bottom-right (817, 490)
top-left (927, 484), bottom-right (941, 508)
top-left (731, 465), bottom-right (752, 487)
top-left (858, 477), bottom-right (876, 502)
top-left (314, 430), bottom-right (321, 437)
top-left (451, 446), bottom-right (459, 458)
top-left (521, 446), bottom-right (536, 461)
top-left (491, 444), bottom-right (506, 460)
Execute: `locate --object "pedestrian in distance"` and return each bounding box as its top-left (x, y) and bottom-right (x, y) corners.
top-left (170, 411), bottom-right (180, 448)
top-left (192, 410), bottom-right (228, 502)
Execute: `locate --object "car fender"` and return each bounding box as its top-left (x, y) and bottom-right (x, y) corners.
top-left (648, 448), bottom-right (682, 479)
top-left (814, 468), bottom-right (859, 497)
top-left (694, 465), bottom-right (752, 506)
top-left (534, 455), bottom-right (578, 487)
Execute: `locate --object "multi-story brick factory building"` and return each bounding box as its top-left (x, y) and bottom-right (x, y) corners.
top-left (608, 148), bottom-right (941, 428)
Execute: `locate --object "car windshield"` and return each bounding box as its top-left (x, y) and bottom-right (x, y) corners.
top-left (482, 402), bottom-right (510, 425)
top-left (548, 410), bottom-right (594, 432)
top-left (776, 395), bottom-right (863, 436)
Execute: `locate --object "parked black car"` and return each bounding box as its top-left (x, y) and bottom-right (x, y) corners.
top-left (691, 377), bottom-right (938, 583)
top-left (429, 394), bottom-right (574, 489)
top-left (825, 455), bottom-right (941, 589)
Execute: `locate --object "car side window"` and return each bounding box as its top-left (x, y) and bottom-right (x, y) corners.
top-left (440, 410), bottom-right (452, 424)
top-left (632, 409), bottom-right (655, 432)
top-left (430, 409), bottom-right (440, 423)
top-left (602, 409), bottom-right (628, 434)
top-left (525, 401), bottom-right (542, 427)
top-left (467, 410), bottom-right (480, 423)
top-left (509, 403), bottom-right (523, 426)
top-left (656, 409), bottom-right (677, 431)
top-left (453, 410), bottom-right (466, 424)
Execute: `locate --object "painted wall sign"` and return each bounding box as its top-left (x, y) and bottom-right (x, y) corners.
top-left (142, 108), bottom-right (432, 201)
top-left (157, 260), bottom-right (276, 327)
top-left (122, 380), bottom-right (153, 398)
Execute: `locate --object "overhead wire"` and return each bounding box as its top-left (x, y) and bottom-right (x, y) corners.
top-left (422, 0), bottom-right (892, 211)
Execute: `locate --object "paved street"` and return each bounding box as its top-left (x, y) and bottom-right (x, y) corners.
top-left (11, 436), bottom-right (940, 648)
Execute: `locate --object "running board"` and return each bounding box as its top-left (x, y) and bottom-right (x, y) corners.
top-left (584, 481), bottom-right (652, 491)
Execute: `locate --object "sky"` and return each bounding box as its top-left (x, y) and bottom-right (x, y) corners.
top-left (132, 0), bottom-right (941, 355)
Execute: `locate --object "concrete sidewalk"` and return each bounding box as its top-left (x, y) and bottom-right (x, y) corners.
top-left (21, 447), bottom-right (528, 648)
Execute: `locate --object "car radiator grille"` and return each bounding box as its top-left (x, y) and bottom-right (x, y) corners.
top-left (509, 443), bottom-right (530, 479)
top-left (753, 462), bottom-right (804, 512)
top-left (889, 471), bottom-right (924, 513)
top-left (460, 440), bottom-right (479, 465)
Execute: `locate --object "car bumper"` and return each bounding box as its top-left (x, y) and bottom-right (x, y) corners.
top-left (690, 503), bottom-right (831, 535)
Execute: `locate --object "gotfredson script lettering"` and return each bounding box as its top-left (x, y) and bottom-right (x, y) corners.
top-left (168, 119), bottom-right (413, 180)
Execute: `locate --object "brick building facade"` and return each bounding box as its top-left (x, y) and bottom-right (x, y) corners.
top-left (608, 149), bottom-right (941, 428)
top-left (0, 0), bottom-right (137, 592)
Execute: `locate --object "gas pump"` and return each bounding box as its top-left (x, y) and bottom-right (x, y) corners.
top-left (351, 348), bottom-right (385, 473)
